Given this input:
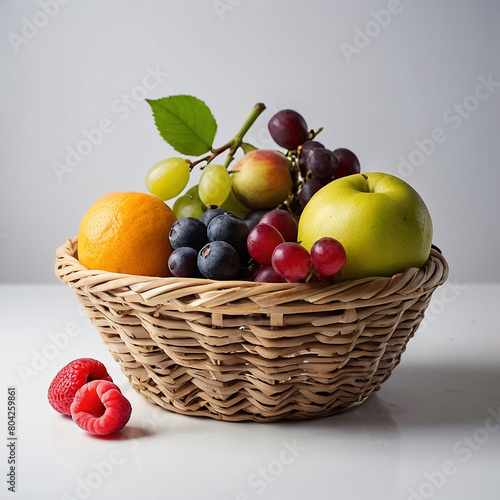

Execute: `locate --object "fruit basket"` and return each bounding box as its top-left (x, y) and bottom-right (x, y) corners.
top-left (55, 237), bottom-right (448, 422)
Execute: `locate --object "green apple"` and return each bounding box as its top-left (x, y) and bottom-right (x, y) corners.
top-left (230, 150), bottom-right (293, 210)
top-left (298, 172), bottom-right (433, 281)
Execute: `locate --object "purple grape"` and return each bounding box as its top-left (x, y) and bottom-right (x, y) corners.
top-left (268, 109), bottom-right (309, 150)
top-left (298, 177), bottom-right (329, 208)
top-left (244, 209), bottom-right (269, 231)
top-left (298, 140), bottom-right (324, 177)
top-left (332, 148), bottom-right (360, 178)
top-left (308, 148), bottom-right (339, 179)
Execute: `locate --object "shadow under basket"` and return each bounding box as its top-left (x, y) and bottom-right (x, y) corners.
top-left (55, 237), bottom-right (448, 422)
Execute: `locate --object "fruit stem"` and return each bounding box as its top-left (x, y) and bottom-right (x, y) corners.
top-left (223, 102), bottom-right (266, 169)
top-left (186, 103), bottom-right (266, 171)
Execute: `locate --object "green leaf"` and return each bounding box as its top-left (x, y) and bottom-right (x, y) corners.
top-left (147, 95), bottom-right (217, 156)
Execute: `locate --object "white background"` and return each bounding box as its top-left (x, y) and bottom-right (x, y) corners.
top-left (0, 0), bottom-right (499, 283)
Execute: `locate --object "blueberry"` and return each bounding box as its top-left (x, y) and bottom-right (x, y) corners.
top-left (201, 208), bottom-right (234, 227)
top-left (168, 247), bottom-right (199, 277)
top-left (207, 212), bottom-right (249, 254)
top-left (197, 241), bottom-right (240, 280)
top-left (169, 217), bottom-right (208, 251)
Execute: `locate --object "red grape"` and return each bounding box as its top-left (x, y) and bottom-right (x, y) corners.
top-left (247, 223), bottom-right (285, 265)
top-left (252, 265), bottom-right (287, 283)
top-left (272, 242), bottom-right (311, 282)
top-left (268, 109), bottom-right (309, 150)
top-left (259, 209), bottom-right (298, 242)
top-left (310, 237), bottom-right (346, 279)
top-left (332, 148), bottom-right (360, 178)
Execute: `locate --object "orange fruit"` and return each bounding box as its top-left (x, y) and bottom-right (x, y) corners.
top-left (77, 191), bottom-right (176, 277)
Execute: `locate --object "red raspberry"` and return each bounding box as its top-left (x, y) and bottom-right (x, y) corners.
top-left (47, 358), bottom-right (113, 416)
top-left (70, 380), bottom-right (132, 436)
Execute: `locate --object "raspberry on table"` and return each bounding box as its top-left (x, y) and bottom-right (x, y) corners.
top-left (47, 358), bottom-right (113, 416)
top-left (70, 380), bottom-right (132, 436)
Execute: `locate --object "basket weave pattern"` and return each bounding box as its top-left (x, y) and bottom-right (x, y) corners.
top-left (56, 237), bottom-right (448, 422)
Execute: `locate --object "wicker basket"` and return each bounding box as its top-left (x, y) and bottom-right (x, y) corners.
top-left (55, 237), bottom-right (448, 422)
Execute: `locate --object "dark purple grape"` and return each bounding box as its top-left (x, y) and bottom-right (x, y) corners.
top-left (244, 209), bottom-right (268, 231)
top-left (169, 217), bottom-right (208, 251)
top-left (298, 178), bottom-right (329, 208)
top-left (332, 148), bottom-right (360, 178)
top-left (197, 241), bottom-right (240, 280)
top-left (298, 140), bottom-right (324, 177)
top-left (268, 109), bottom-right (309, 150)
top-left (207, 212), bottom-right (249, 254)
top-left (239, 261), bottom-right (260, 281)
top-left (168, 247), bottom-right (199, 277)
top-left (287, 196), bottom-right (303, 217)
top-left (308, 148), bottom-right (339, 179)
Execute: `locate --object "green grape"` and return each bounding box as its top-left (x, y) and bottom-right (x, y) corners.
top-left (198, 164), bottom-right (231, 207)
top-left (221, 187), bottom-right (250, 218)
top-left (146, 157), bottom-right (190, 200)
top-left (185, 184), bottom-right (203, 199)
top-left (173, 184), bottom-right (205, 219)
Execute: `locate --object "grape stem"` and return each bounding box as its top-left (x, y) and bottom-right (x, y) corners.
top-left (186, 103), bottom-right (266, 171)
top-left (223, 102), bottom-right (266, 169)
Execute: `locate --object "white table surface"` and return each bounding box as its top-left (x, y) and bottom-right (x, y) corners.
top-left (1, 282), bottom-right (499, 500)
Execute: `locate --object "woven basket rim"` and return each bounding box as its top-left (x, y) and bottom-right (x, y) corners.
top-left (55, 236), bottom-right (449, 308)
